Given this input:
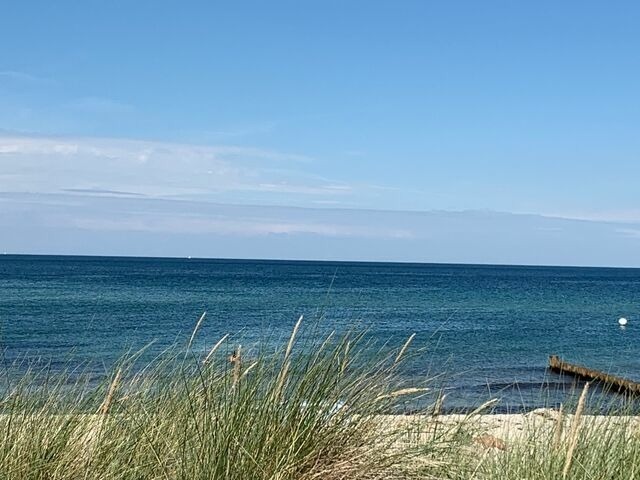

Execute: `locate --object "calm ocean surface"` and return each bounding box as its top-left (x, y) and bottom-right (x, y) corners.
top-left (1, 255), bottom-right (639, 411)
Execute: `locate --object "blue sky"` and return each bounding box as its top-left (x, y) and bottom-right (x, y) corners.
top-left (1, 1), bottom-right (640, 265)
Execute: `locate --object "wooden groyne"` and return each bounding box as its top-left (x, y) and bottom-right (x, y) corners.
top-left (548, 355), bottom-right (640, 395)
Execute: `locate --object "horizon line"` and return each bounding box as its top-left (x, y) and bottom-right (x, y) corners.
top-left (2, 252), bottom-right (639, 271)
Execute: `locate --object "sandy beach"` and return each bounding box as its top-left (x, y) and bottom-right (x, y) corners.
top-left (385, 408), bottom-right (640, 449)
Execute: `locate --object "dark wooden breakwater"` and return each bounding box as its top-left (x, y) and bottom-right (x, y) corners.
top-left (548, 355), bottom-right (640, 395)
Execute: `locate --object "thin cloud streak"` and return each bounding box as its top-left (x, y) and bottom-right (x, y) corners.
top-left (2, 192), bottom-right (640, 266)
top-left (0, 134), bottom-right (349, 202)
top-left (617, 228), bottom-right (640, 239)
top-left (0, 192), bottom-right (415, 239)
top-left (62, 188), bottom-right (147, 197)
top-left (68, 216), bottom-right (413, 238)
top-left (0, 70), bottom-right (49, 84)
top-left (67, 96), bottom-right (135, 114)
top-left (543, 210), bottom-right (640, 224)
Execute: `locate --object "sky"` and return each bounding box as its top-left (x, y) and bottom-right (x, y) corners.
top-left (1, 1), bottom-right (640, 266)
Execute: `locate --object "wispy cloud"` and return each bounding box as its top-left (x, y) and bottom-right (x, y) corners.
top-left (0, 192), bottom-right (414, 239)
top-left (68, 215), bottom-right (413, 238)
top-left (189, 121), bottom-right (278, 139)
top-left (62, 188), bottom-right (147, 197)
top-left (617, 228), bottom-right (640, 239)
top-left (255, 183), bottom-right (351, 195)
top-left (2, 192), bottom-right (640, 265)
top-left (341, 150), bottom-right (366, 158)
top-left (0, 70), bottom-right (49, 84)
top-left (67, 96), bottom-right (134, 114)
top-left (0, 134), bottom-right (352, 203)
top-left (544, 210), bottom-right (640, 224)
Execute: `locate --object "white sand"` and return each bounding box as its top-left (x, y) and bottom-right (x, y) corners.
top-left (382, 408), bottom-right (640, 450)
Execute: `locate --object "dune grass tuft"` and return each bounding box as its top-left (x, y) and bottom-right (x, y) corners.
top-left (0, 318), bottom-right (435, 480)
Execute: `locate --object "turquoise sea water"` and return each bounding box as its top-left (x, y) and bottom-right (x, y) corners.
top-left (1, 255), bottom-right (639, 411)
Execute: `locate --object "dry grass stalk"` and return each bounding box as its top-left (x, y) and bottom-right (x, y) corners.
top-left (562, 382), bottom-right (590, 478)
top-left (99, 368), bottom-right (122, 415)
top-left (433, 392), bottom-right (446, 417)
top-left (187, 311), bottom-right (207, 350)
top-left (447, 398), bottom-right (500, 440)
top-left (273, 315), bottom-right (303, 402)
top-left (203, 333), bottom-right (229, 365)
top-left (470, 448), bottom-right (491, 478)
top-left (239, 361), bottom-right (258, 381)
top-left (340, 340), bottom-right (351, 375)
top-left (285, 315), bottom-right (303, 360)
top-left (395, 333), bottom-right (416, 364)
top-left (465, 398), bottom-right (499, 419)
top-left (552, 403), bottom-right (565, 450)
top-left (229, 345), bottom-right (242, 388)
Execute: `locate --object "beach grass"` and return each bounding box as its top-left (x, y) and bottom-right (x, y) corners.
top-left (467, 410), bottom-right (640, 479)
top-left (0, 317), bottom-right (438, 479)
top-left (400, 384), bottom-right (640, 479)
top-left (1, 317), bottom-right (640, 479)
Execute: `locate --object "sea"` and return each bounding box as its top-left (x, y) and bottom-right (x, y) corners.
top-left (1, 254), bottom-right (639, 412)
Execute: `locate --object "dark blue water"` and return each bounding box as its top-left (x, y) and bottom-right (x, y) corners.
top-left (1, 255), bottom-right (639, 411)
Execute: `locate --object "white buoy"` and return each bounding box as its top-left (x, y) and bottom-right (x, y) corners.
top-left (619, 317), bottom-right (628, 327)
